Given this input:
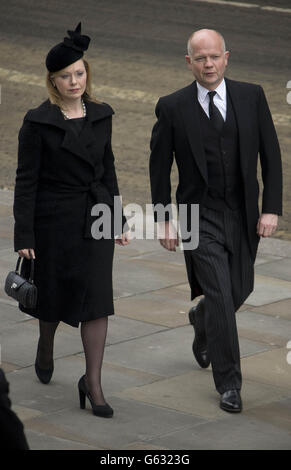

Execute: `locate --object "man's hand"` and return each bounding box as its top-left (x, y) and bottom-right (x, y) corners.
top-left (157, 220), bottom-right (179, 251)
top-left (257, 213), bottom-right (278, 238)
top-left (115, 231), bottom-right (130, 246)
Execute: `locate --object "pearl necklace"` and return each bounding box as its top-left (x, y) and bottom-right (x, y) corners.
top-left (61, 99), bottom-right (86, 120)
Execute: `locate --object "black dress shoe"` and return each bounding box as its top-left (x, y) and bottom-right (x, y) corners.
top-left (220, 389), bottom-right (242, 413)
top-left (189, 307), bottom-right (210, 369)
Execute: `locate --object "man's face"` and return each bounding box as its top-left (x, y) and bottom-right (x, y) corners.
top-left (186, 33), bottom-right (229, 90)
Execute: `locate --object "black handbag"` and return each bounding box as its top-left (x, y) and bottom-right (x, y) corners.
top-left (4, 251), bottom-right (37, 309)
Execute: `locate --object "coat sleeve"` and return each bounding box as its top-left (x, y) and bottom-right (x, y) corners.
top-left (258, 86), bottom-right (283, 215)
top-left (149, 98), bottom-right (174, 222)
top-left (13, 120), bottom-right (42, 251)
top-left (101, 117), bottom-right (128, 233)
top-left (101, 117), bottom-right (121, 198)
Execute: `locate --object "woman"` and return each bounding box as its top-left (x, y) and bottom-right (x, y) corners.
top-left (13, 23), bottom-right (129, 418)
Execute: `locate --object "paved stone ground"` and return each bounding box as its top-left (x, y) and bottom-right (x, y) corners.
top-left (0, 189), bottom-right (290, 450)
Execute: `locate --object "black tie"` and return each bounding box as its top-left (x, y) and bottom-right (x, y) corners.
top-left (208, 91), bottom-right (224, 133)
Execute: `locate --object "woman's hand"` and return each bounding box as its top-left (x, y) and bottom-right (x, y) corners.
top-left (115, 232), bottom-right (130, 246)
top-left (17, 248), bottom-right (36, 259)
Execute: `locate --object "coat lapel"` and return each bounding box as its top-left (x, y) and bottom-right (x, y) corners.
top-left (60, 120), bottom-right (96, 168)
top-left (24, 99), bottom-right (113, 169)
top-left (225, 78), bottom-right (252, 180)
top-left (179, 79), bottom-right (253, 183)
top-left (179, 82), bottom-right (208, 184)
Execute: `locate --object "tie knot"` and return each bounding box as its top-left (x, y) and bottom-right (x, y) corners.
top-left (208, 91), bottom-right (216, 101)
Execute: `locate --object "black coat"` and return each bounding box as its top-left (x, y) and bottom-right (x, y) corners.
top-left (14, 99), bottom-right (125, 326)
top-left (150, 78), bottom-right (283, 299)
top-left (0, 369), bottom-right (29, 450)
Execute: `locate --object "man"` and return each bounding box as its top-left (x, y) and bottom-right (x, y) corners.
top-left (149, 29), bottom-right (282, 413)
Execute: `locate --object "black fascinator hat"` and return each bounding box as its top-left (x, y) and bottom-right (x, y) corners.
top-left (46, 22), bottom-right (90, 73)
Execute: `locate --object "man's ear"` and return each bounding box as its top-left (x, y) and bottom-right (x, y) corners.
top-left (185, 55), bottom-right (192, 70)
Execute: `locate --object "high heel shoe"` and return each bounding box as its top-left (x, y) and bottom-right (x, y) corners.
top-left (34, 342), bottom-right (54, 384)
top-left (78, 375), bottom-right (113, 418)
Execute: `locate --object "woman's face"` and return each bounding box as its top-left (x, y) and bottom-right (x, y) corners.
top-left (52, 59), bottom-right (87, 102)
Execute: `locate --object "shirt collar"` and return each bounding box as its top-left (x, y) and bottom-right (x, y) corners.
top-left (196, 79), bottom-right (226, 102)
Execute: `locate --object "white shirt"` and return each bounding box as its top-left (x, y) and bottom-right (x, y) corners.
top-left (196, 79), bottom-right (227, 121)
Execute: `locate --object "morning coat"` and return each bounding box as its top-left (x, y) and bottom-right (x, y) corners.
top-left (149, 78), bottom-right (283, 300)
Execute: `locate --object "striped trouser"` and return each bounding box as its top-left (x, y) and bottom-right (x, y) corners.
top-left (190, 206), bottom-right (255, 394)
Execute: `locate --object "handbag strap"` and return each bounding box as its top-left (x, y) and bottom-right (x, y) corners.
top-left (16, 250), bottom-right (35, 284)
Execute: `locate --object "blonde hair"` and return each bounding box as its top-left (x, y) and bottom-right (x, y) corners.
top-left (46, 59), bottom-right (101, 106)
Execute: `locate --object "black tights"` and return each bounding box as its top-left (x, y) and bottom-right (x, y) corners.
top-left (37, 320), bottom-right (59, 369)
top-left (37, 316), bottom-right (108, 405)
top-left (81, 317), bottom-right (108, 406)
